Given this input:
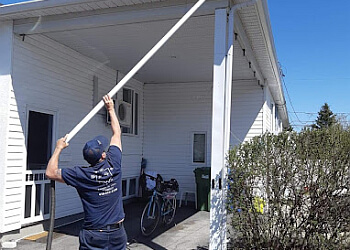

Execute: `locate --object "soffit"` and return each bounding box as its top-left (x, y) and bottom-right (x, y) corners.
top-left (40, 12), bottom-right (253, 83)
top-left (4, 0), bottom-right (278, 93)
top-left (0, 0), bottom-right (165, 20)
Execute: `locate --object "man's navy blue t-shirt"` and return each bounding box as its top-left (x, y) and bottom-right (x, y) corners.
top-left (61, 145), bottom-right (125, 229)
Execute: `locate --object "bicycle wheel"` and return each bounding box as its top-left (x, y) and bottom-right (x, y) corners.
top-left (162, 196), bottom-right (176, 225)
top-left (140, 200), bottom-right (160, 236)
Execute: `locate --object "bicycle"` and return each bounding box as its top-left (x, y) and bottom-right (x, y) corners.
top-left (140, 174), bottom-right (178, 236)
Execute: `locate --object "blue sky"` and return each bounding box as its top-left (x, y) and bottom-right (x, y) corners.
top-left (268, 0), bottom-right (350, 130)
top-left (2, 0), bottom-right (349, 130)
top-left (1, 0), bottom-right (31, 4)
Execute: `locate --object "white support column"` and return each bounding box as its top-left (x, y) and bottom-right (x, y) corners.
top-left (210, 6), bottom-right (235, 249)
top-left (222, 7), bottom-right (235, 249)
top-left (210, 8), bottom-right (228, 250)
top-left (0, 20), bottom-right (15, 233)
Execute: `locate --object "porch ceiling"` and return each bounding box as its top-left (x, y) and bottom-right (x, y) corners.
top-left (6, 0), bottom-right (259, 84)
top-left (3, 0), bottom-right (288, 125)
top-left (28, 13), bottom-right (253, 84)
top-left (44, 14), bottom-right (218, 83)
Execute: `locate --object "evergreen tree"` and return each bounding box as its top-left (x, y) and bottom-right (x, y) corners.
top-left (312, 103), bottom-right (337, 129)
top-left (283, 125), bottom-right (294, 132)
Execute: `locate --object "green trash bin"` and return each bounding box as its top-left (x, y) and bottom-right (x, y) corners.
top-left (194, 167), bottom-right (211, 211)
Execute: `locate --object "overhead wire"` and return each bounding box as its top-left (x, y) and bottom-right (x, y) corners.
top-left (280, 70), bottom-right (309, 127)
top-left (230, 131), bottom-right (243, 143)
top-left (279, 63), bottom-right (350, 129)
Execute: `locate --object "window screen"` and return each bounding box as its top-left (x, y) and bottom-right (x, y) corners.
top-left (193, 133), bottom-right (206, 163)
top-left (121, 88), bottom-right (138, 135)
top-left (122, 180), bottom-right (127, 197)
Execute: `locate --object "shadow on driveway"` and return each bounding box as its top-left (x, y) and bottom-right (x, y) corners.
top-left (54, 199), bottom-right (199, 250)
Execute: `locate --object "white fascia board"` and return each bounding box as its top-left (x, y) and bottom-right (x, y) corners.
top-left (0, 0), bottom-right (105, 15)
top-left (13, 0), bottom-right (228, 35)
top-left (256, 0), bottom-right (289, 127)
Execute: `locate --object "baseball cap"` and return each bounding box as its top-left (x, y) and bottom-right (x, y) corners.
top-left (83, 135), bottom-right (109, 165)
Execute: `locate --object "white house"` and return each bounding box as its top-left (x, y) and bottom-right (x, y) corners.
top-left (0, 0), bottom-right (288, 248)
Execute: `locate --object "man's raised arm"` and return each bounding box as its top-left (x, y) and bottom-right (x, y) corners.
top-left (103, 95), bottom-right (122, 151)
top-left (46, 135), bottom-right (69, 182)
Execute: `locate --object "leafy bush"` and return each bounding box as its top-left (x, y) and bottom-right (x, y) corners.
top-left (227, 125), bottom-right (350, 249)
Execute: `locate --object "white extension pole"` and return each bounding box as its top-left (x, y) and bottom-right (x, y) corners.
top-left (66, 0), bottom-right (206, 143)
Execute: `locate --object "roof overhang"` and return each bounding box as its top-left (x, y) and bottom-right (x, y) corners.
top-left (1, 0), bottom-right (289, 127)
top-left (257, 0), bottom-right (288, 126)
top-left (235, 0), bottom-right (289, 126)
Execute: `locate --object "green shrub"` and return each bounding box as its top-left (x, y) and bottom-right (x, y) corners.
top-left (227, 125), bottom-right (350, 249)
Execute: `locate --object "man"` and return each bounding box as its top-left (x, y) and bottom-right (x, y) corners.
top-left (46, 95), bottom-right (127, 250)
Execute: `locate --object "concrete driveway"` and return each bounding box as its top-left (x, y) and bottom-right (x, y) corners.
top-left (6, 200), bottom-right (209, 250)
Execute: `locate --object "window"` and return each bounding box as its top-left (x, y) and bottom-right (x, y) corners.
top-left (121, 88), bottom-right (139, 135)
top-left (24, 185), bottom-right (32, 218)
top-left (122, 180), bottom-right (127, 197)
top-left (27, 111), bottom-right (54, 170)
top-left (121, 177), bottom-right (138, 199)
top-left (192, 133), bottom-right (206, 164)
top-left (129, 178), bottom-right (136, 196)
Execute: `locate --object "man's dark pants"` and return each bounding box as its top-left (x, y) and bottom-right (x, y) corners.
top-left (79, 224), bottom-right (127, 250)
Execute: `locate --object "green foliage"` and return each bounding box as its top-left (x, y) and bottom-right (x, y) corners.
top-left (227, 126), bottom-right (350, 249)
top-left (311, 103), bottom-right (337, 129)
top-left (283, 125), bottom-right (294, 132)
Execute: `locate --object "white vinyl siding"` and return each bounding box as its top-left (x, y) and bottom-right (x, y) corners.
top-left (2, 86), bottom-right (26, 233)
top-left (143, 80), bottom-right (269, 197)
top-left (10, 34), bottom-right (143, 223)
top-left (143, 82), bottom-right (212, 197)
top-left (230, 80), bottom-right (264, 146)
top-left (0, 20), bottom-right (25, 233)
top-left (12, 33), bottom-right (116, 219)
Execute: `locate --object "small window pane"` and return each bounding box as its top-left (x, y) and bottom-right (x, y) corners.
top-left (129, 178), bottom-right (136, 196)
top-left (193, 133), bottom-right (206, 163)
top-left (134, 93), bottom-right (138, 135)
top-left (122, 180), bottom-right (127, 197)
top-left (24, 185), bottom-right (32, 218)
top-left (35, 184), bottom-right (41, 216)
top-left (123, 89), bottom-right (132, 104)
top-left (44, 183), bottom-right (50, 215)
top-left (122, 88), bottom-right (134, 134)
top-left (122, 127), bottom-right (131, 134)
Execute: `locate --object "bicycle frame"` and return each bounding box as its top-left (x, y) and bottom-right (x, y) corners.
top-left (160, 192), bottom-right (177, 216)
top-left (141, 188), bottom-right (177, 236)
top-left (146, 189), bottom-right (160, 218)
top-left (146, 189), bottom-right (176, 216)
